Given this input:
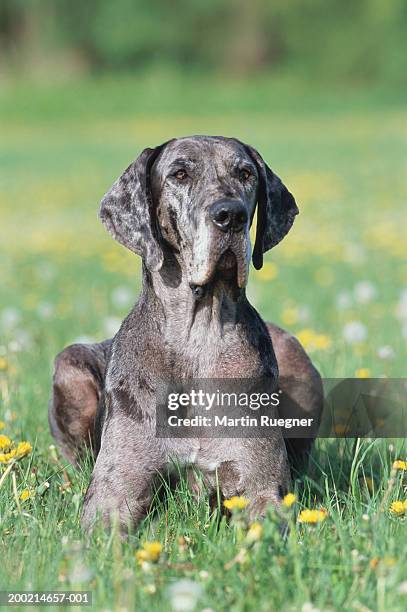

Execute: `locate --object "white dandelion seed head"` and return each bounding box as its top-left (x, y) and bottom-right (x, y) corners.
top-left (111, 286), bottom-right (134, 309)
top-left (377, 345), bottom-right (395, 360)
top-left (1, 307), bottom-right (21, 330)
top-left (398, 581), bottom-right (407, 594)
top-left (343, 321), bottom-right (367, 344)
top-left (68, 558), bottom-right (93, 584)
top-left (354, 280), bottom-right (377, 304)
top-left (167, 579), bottom-right (203, 612)
top-left (8, 329), bottom-right (33, 351)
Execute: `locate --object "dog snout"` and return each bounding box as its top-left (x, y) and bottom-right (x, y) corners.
top-left (210, 199), bottom-right (248, 233)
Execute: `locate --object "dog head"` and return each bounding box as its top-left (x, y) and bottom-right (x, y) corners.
top-left (100, 136), bottom-right (298, 290)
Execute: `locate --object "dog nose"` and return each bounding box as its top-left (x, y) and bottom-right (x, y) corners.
top-left (210, 199), bottom-right (248, 233)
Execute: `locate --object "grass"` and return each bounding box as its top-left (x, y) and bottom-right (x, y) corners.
top-left (0, 73), bottom-right (406, 610)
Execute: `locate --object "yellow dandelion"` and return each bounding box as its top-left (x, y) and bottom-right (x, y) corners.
top-left (246, 522), bottom-right (263, 543)
top-left (283, 493), bottom-right (296, 508)
top-left (0, 449), bottom-right (18, 463)
top-left (20, 489), bottom-right (31, 502)
top-left (296, 329), bottom-right (315, 351)
top-left (298, 508), bottom-right (328, 524)
top-left (135, 541), bottom-right (162, 563)
top-left (295, 329), bottom-right (331, 352)
top-left (0, 440), bottom-right (32, 464)
top-left (15, 441), bottom-right (32, 458)
top-left (0, 435), bottom-right (12, 451)
top-left (355, 368), bottom-right (371, 379)
top-left (393, 460), bottom-right (407, 471)
top-left (390, 500), bottom-right (407, 516)
top-left (0, 357), bottom-right (8, 370)
top-left (135, 549), bottom-right (150, 563)
top-left (0, 421), bottom-right (5, 430)
top-left (223, 496), bottom-right (250, 511)
top-left (313, 334), bottom-right (332, 351)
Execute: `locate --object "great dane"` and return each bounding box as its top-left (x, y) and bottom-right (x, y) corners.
top-left (49, 136), bottom-right (323, 532)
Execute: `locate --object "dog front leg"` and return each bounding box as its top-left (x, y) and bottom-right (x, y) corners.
top-left (81, 415), bottom-right (165, 534)
top-left (217, 437), bottom-right (291, 519)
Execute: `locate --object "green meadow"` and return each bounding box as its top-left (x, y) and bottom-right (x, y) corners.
top-left (0, 75), bottom-right (406, 610)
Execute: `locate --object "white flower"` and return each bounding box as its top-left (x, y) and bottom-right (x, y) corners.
top-left (335, 292), bottom-right (352, 310)
top-left (399, 581), bottom-right (407, 594)
top-left (354, 281), bottom-right (377, 304)
top-left (103, 316), bottom-right (122, 337)
top-left (343, 321), bottom-right (367, 344)
top-left (167, 579), bottom-right (203, 611)
top-left (377, 345), bottom-right (395, 360)
top-left (1, 307), bottom-right (21, 329)
top-left (111, 286), bottom-right (134, 309)
top-left (68, 558), bottom-right (93, 583)
top-left (9, 329), bottom-right (33, 351)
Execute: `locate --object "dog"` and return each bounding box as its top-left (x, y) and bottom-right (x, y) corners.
top-left (49, 136), bottom-right (323, 532)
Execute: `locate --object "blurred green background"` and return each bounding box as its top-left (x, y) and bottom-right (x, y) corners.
top-left (0, 0), bottom-right (406, 384)
top-left (1, 0), bottom-right (407, 83)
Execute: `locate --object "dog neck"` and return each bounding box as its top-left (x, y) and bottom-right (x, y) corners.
top-left (136, 257), bottom-right (274, 379)
top-left (140, 257), bottom-right (247, 344)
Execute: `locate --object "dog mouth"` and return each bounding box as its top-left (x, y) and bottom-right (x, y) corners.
top-left (214, 249), bottom-right (238, 281)
top-left (190, 248), bottom-right (248, 299)
top-left (216, 247), bottom-right (249, 289)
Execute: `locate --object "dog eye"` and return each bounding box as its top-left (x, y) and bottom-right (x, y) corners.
top-left (239, 168), bottom-right (252, 182)
top-left (173, 169), bottom-right (188, 181)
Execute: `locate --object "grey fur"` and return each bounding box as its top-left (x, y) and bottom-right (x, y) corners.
top-left (48, 136), bottom-right (322, 533)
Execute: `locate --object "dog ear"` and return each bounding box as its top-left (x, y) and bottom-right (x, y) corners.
top-left (99, 145), bottom-right (166, 272)
top-left (242, 144), bottom-right (299, 270)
